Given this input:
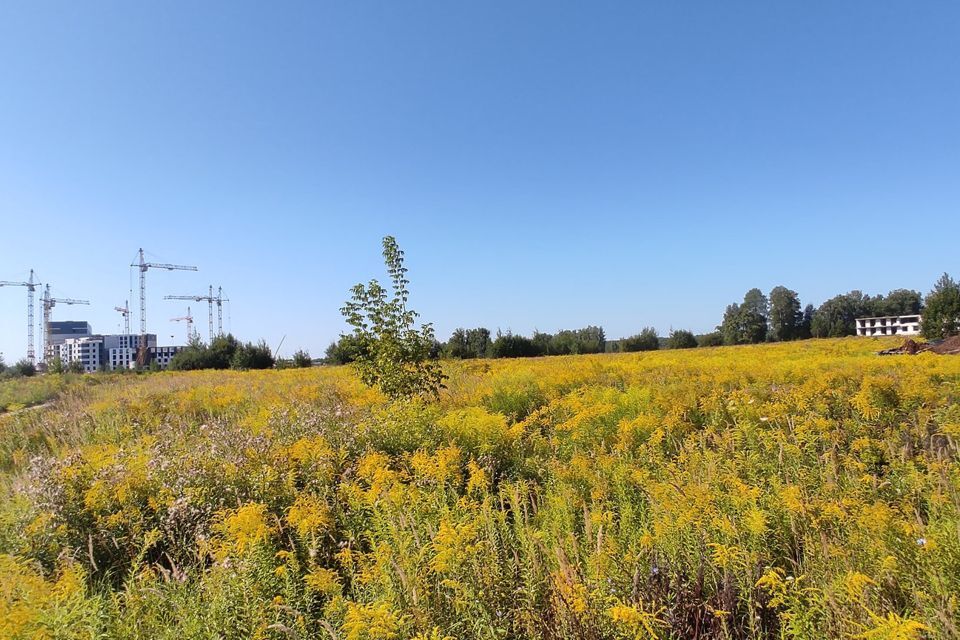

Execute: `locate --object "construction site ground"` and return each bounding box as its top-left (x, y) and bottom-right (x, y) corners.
top-left (879, 335), bottom-right (960, 356)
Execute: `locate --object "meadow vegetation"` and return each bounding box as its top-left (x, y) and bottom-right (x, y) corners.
top-left (1, 338), bottom-right (959, 639)
top-left (0, 373), bottom-right (102, 414)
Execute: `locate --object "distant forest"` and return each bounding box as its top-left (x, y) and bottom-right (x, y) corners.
top-left (326, 272), bottom-right (960, 363)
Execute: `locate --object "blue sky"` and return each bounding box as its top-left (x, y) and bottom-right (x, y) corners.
top-left (1, 2), bottom-right (958, 361)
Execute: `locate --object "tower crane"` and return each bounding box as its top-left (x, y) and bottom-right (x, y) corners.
top-left (170, 306), bottom-right (195, 344)
top-left (164, 285), bottom-right (228, 342)
top-left (132, 248), bottom-right (197, 366)
top-left (131, 248), bottom-right (197, 336)
top-left (114, 301), bottom-right (131, 335)
top-left (0, 269), bottom-right (40, 365)
top-left (40, 284), bottom-right (90, 362)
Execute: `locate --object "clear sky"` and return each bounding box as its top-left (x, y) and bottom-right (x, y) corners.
top-left (1, 2), bottom-right (958, 362)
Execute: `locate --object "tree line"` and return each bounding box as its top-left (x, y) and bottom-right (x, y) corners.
top-left (327, 325), bottom-right (703, 364)
top-left (716, 272), bottom-right (958, 346)
top-left (326, 271), bottom-right (960, 364)
top-left (168, 334), bottom-right (313, 371)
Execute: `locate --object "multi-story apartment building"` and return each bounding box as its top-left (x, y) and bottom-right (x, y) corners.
top-left (104, 334), bottom-right (157, 370)
top-left (57, 333), bottom-right (183, 372)
top-left (855, 315), bottom-right (922, 337)
top-left (55, 335), bottom-right (103, 373)
top-left (45, 321), bottom-right (92, 362)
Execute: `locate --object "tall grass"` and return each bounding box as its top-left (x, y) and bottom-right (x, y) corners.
top-left (1, 338), bottom-right (958, 639)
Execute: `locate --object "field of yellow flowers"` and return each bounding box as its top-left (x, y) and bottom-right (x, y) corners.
top-left (1, 337), bottom-right (959, 639)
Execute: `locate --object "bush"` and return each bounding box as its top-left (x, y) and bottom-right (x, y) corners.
top-left (621, 327), bottom-right (659, 352)
top-left (231, 341), bottom-right (276, 370)
top-left (292, 349), bottom-right (312, 368)
top-left (169, 334), bottom-right (242, 371)
top-left (491, 332), bottom-right (542, 358)
top-left (47, 356), bottom-right (64, 375)
top-left (698, 331), bottom-right (724, 347)
top-left (340, 236), bottom-right (445, 400)
top-left (325, 335), bottom-right (366, 365)
top-left (13, 359), bottom-right (36, 377)
top-left (531, 331), bottom-right (553, 355)
top-left (667, 329), bottom-right (698, 349)
top-left (544, 326), bottom-right (606, 355)
top-left (208, 334), bottom-right (241, 369)
top-left (444, 328), bottom-right (492, 359)
top-left (168, 345), bottom-right (209, 371)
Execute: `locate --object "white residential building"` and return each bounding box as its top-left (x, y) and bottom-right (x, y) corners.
top-left (45, 321), bottom-right (92, 362)
top-left (56, 336), bottom-right (103, 373)
top-left (855, 315), bottom-right (922, 337)
top-left (57, 333), bottom-right (184, 372)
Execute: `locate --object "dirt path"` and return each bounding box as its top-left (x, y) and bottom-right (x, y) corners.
top-left (2, 401), bottom-right (53, 417)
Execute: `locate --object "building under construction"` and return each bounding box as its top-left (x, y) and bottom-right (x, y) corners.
top-left (4, 250), bottom-right (222, 367)
top-left (53, 329), bottom-right (184, 372)
top-left (45, 321), bottom-right (93, 359)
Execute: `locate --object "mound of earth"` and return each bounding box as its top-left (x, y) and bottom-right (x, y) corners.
top-left (929, 335), bottom-right (960, 355)
top-left (879, 335), bottom-right (960, 355)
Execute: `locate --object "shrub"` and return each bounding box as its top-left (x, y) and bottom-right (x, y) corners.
top-left (667, 329), bottom-right (698, 349)
top-left (44, 357), bottom-right (62, 374)
top-left (341, 236), bottom-right (445, 400)
top-left (621, 327), bottom-right (659, 352)
top-left (167, 344), bottom-right (209, 371)
top-left (231, 341), bottom-right (275, 370)
top-left (207, 334), bottom-right (241, 369)
top-left (13, 359), bottom-right (36, 377)
top-left (292, 349), bottom-right (313, 368)
top-left (697, 331), bottom-right (724, 347)
top-left (546, 326), bottom-right (606, 355)
top-left (325, 334), bottom-right (366, 365)
top-left (491, 332), bottom-right (541, 358)
top-left (443, 328), bottom-right (492, 359)
top-left (169, 334), bottom-right (242, 371)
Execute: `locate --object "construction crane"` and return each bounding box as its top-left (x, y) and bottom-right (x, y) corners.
top-left (131, 248), bottom-right (198, 336)
top-left (132, 248), bottom-right (197, 366)
top-left (164, 285), bottom-right (228, 342)
top-left (170, 306), bottom-right (195, 344)
top-left (40, 284), bottom-right (90, 362)
top-left (114, 301), bottom-right (131, 335)
top-left (0, 269), bottom-right (40, 365)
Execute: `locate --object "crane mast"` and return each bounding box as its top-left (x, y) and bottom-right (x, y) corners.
top-left (217, 286), bottom-right (226, 338)
top-left (170, 306), bottom-right (195, 344)
top-left (0, 269), bottom-right (40, 365)
top-left (164, 285), bottom-right (229, 342)
top-left (133, 248), bottom-right (197, 366)
top-left (114, 301), bottom-right (131, 335)
top-left (40, 284), bottom-right (90, 362)
top-left (209, 285), bottom-right (214, 341)
top-left (133, 248), bottom-right (198, 335)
